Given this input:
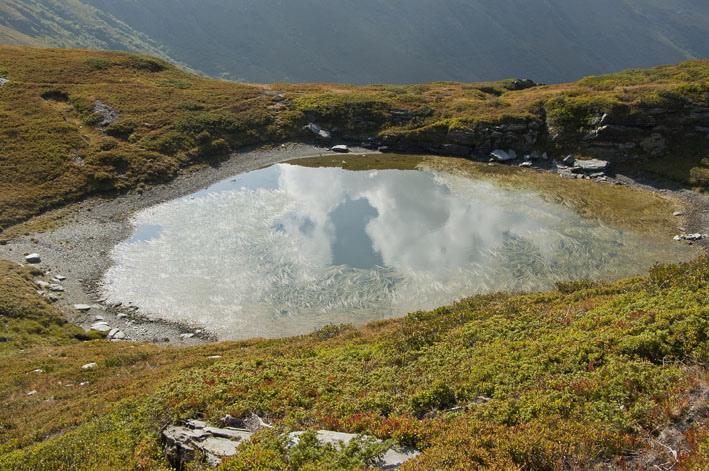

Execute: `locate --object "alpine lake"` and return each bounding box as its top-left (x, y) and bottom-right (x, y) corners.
top-left (102, 154), bottom-right (694, 340)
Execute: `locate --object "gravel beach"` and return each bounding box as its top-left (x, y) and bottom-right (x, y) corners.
top-left (0, 143), bottom-right (374, 345)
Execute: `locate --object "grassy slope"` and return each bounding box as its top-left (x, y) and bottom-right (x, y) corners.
top-left (1, 45), bottom-right (708, 234)
top-left (0, 253), bottom-right (708, 469)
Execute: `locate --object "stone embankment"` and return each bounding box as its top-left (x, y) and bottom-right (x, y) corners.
top-left (304, 100), bottom-right (709, 165)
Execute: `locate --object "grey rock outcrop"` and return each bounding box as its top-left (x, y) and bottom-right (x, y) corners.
top-left (306, 123), bottom-right (332, 139)
top-left (93, 100), bottom-right (120, 128)
top-left (164, 419), bottom-right (253, 468)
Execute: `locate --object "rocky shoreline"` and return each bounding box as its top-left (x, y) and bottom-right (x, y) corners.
top-left (0, 142), bottom-right (707, 346)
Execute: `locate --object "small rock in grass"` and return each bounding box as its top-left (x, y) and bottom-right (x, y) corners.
top-left (27, 390), bottom-right (37, 396)
top-left (112, 331), bottom-right (126, 340)
top-left (208, 355), bottom-right (222, 359)
top-left (674, 233), bottom-right (705, 241)
top-left (81, 363), bottom-right (98, 369)
top-left (673, 211), bottom-right (685, 217)
top-left (49, 284), bottom-right (64, 292)
top-left (36, 280), bottom-right (49, 289)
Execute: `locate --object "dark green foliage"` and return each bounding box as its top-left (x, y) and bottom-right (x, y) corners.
top-left (105, 120), bottom-right (137, 140)
top-left (84, 57), bottom-right (111, 71)
top-left (129, 55), bottom-right (170, 72)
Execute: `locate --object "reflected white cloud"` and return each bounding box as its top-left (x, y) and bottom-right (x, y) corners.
top-left (102, 163), bottom-right (687, 340)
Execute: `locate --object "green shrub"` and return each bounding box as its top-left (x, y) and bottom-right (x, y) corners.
top-left (85, 57), bottom-right (111, 71)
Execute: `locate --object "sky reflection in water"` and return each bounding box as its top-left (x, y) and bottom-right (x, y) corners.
top-left (103, 163), bottom-right (687, 339)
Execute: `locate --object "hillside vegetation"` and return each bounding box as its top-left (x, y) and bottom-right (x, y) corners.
top-left (1, 252), bottom-right (708, 469)
top-left (1, 45), bottom-right (708, 233)
top-left (2, 0), bottom-right (709, 84)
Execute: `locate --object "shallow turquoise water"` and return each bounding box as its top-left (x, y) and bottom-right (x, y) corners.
top-left (102, 162), bottom-right (689, 339)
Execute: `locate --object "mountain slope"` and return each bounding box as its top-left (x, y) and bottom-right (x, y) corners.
top-left (0, 0), bottom-right (186, 69)
top-left (2, 0), bottom-right (709, 84)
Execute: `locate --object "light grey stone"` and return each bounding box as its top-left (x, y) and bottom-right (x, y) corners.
top-left (91, 322), bottom-right (111, 332)
top-left (330, 145), bottom-right (349, 153)
top-left (74, 304), bottom-right (91, 311)
top-left (490, 149), bottom-right (514, 161)
top-left (49, 284), bottom-right (64, 292)
top-left (25, 254), bottom-right (41, 264)
top-left (306, 123), bottom-right (331, 139)
top-left (112, 331), bottom-right (126, 340)
top-left (81, 363), bottom-right (98, 369)
top-left (575, 159), bottom-right (609, 171)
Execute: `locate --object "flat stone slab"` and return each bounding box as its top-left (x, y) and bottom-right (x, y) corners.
top-left (330, 145), bottom-right (350, 153)
top-left (575, 158), bottom-right (609, 171)
top-left (74, 304), bottom-right (91, 311)
top-left (91, 323), bottom-right (111, 332)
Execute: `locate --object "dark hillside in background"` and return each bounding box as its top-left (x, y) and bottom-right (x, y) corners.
top-left (1, 0), bottom-right (708, 84)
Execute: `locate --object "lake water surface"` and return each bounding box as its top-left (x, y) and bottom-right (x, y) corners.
top-left (103, 160), bottom-right (689, 339)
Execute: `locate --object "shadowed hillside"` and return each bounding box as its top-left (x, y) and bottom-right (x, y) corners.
top-left (1, 0), bottom-right (709, 84)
